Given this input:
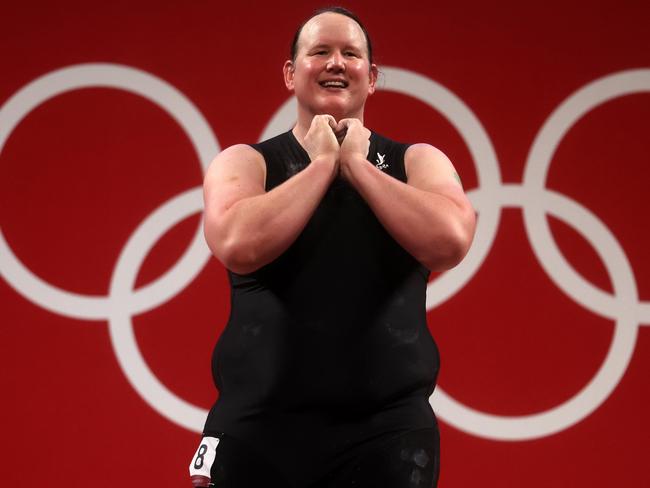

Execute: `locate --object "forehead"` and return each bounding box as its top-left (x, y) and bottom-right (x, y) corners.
top-left (298, 12), bottom-right (367, 51)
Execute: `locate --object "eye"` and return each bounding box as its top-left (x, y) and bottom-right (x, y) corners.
top-left (344, 51), bottom-right (360, 58)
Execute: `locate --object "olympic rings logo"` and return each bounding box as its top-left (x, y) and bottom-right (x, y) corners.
top-left (1, 63), bottom-right (649, 441)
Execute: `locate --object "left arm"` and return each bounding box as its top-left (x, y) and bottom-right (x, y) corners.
top-left (338, 119), bottom-right (476, 271)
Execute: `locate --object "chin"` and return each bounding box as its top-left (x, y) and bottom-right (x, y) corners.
top-left (314, 101), bottom-right (361, 120)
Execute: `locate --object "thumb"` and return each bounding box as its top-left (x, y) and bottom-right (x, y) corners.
top-left (334, 119), bottom-right (350, 133)
top-left (333, 120), bottom-right (348, 145)
top-left (325, 115), bottom-right (338, 131)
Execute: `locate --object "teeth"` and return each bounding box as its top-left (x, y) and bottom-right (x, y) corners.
top-left (321, 81), bottom-right (346, 87)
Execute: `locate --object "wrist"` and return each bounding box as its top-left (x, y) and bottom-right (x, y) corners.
top-left (340, 152), bottom-right (368, 171)
top-left (340, 153), bottom-right (370, 184)
top-left (310, 154), bottom-right (339, 180)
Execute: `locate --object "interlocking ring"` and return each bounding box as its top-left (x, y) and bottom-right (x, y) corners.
top-left (431, 69), bottom-right (650, 440)
top-left (0, 64), bottom-right (217, 430)
top-left (1, 63), bottom-right (648, 439)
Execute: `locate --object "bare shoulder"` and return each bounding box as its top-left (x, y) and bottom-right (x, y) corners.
top-left (205, 144), bottom-right (266, 184)
top-left (203, 144), bottom-right (267, 216)
top-left (404, 143), bottom-right (462, 189)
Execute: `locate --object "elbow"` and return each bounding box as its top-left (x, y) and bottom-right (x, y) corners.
top-left (447, 225), bottom-right (474, 269)
top-left (422, 211), bottom-right (476, 272)
top-left (421, 242), bottom-right (465, 273)
top-left (204, 220), bottom-right (263, 275)
top-left (219, 238), bottom-right (264, 275)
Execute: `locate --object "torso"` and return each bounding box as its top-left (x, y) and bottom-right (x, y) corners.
top-left (203, 129), bottom-right (440, 486)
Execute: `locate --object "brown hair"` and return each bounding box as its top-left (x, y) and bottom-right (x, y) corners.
top-left (290, 6), bottom-right (374, 63)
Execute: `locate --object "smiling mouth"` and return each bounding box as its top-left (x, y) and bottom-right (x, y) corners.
top-left (319, 80), bottom-right (349, 88)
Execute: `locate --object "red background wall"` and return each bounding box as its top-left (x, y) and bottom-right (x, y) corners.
top-left (1, 1), bottom-right (649, 486)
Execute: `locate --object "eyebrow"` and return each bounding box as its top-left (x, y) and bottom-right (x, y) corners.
top-left (307, 43), bottom-right (362, 52)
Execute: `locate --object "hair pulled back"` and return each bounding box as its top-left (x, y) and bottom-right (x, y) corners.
top-left (290, 6), bottom-right (374, 64)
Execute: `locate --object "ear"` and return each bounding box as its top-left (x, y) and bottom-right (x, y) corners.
top-left (283, 60), bottom-right (295, 91)
top-left (367, 63), bottom-right (379, 95)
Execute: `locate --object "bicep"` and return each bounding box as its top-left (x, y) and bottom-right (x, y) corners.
top-left (404, 143), bottom-right (469, 207)
top-left (203, 144), bottom-right (266, 222)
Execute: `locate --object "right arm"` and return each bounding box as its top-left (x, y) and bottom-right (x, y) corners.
top-left (203, 115), bottom-right (339, 274)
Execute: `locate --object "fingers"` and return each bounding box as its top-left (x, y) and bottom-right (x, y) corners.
top-left (311, 116), bottom-right (362, 134)
top-left (338, 119), bottom-right (370, 143)
top-left (335, 118), bottom-right (367, 145)
top-left (335, 118), bottom-right (362, 132)
top-left (327, 116), bottom-right (347, 144)
top-left (309, 114), bottom-right (336, 129)
top-left (308, 115), bottom-right (339, 142)
top-left (325, 115), bottom-right (337, 131)
top-left (307, 116), bottom-right (368, 149)
top-left (335, 127), bottom-right (347, 145)
top-left (304, 114), bottom-right (342, 165)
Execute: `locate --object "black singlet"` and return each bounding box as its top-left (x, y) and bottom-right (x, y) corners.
top-left (202, 129), bottom-right (440, 487)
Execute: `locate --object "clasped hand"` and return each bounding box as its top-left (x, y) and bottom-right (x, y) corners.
top-left (303, 114), bottom-right (371, 181)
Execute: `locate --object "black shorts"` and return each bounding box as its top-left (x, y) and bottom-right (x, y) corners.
top-left (189, 427), bottom-right (440, 488)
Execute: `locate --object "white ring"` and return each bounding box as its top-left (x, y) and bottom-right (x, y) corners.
top-left (432, 70), bottom-right (649, 440)
top-left (108, 188), bottom-right (209, 432)
top-left (3, 64), bottom-right (647, 438)
top-left (0, 63), bottom-right (217, 319)
top-left (433, 184), bottom-right (639, 439)
top-left (378, 67), bottom-right (502, 309)
top-left (523, 69), bottom-right (650, 324)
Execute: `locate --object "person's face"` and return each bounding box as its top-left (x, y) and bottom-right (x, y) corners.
top-left (284, 13), bottom-right (378, 121)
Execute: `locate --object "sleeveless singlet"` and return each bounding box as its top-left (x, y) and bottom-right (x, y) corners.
top-left (202, 129), bottom-right (440, 487)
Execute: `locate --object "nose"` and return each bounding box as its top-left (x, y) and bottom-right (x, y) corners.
top-left (326, 51), bottom-right (345, 72)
